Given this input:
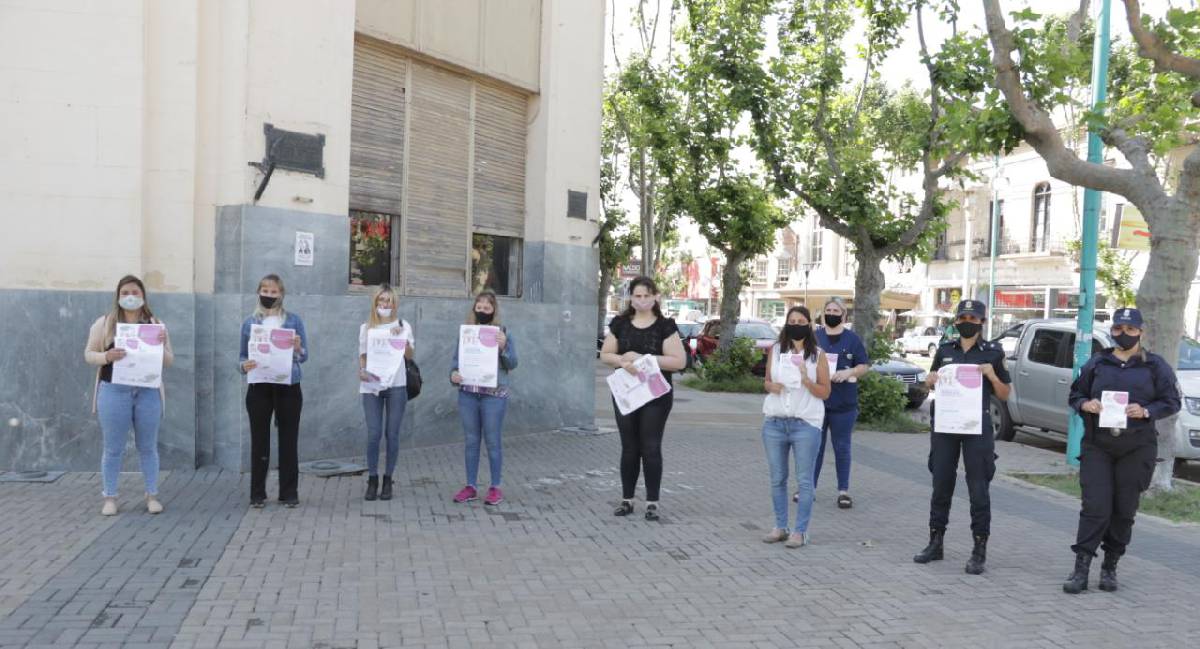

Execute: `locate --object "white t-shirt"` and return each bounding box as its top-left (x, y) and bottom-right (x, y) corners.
top-left (762, 343), bottom-right (826, 424)
top-left (262, 315), bottom-right (285, 330)
top-left (358, 319), bottom-right (414, 394)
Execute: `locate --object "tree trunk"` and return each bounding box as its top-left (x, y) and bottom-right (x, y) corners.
top-left (598, 266), bottom-right (614, 340)
top-left (852, 250), bottom-right (885, 357)
top-left (1136, 203), bottom-right (1200, 492)
top-left (639, 150), bottom-right (655, 278)
top-left (717, 251), bottom-right (747, 352)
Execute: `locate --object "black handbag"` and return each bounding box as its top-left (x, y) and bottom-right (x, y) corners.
top-left (405, 359), bottom-right (422, 400)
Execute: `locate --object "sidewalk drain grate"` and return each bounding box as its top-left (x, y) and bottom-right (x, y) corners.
top-left (299, 460), bottom-right (366, 477)
top-left (0, 470), bottom-right (65, 483)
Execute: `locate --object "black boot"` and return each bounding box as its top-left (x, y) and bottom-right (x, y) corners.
top-left (1099, 552), bottom-right (1119, 592)
top-left (913, 527), bottom-right (945, 564)
top-left (1062, 551), bottom-right (1092, 594)
top-left (964, 534), bottom-right (988, 575)
top-left (380, 475), bottom-right (394, 501)
top-left (364, 476), bottom-right (379, 501)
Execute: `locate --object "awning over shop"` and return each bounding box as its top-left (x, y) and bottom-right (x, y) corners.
top-left (775, 288), bottom-right (921, 311)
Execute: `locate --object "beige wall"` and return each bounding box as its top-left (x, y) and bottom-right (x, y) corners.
top-left (355, 0), bottom-right (541, 92)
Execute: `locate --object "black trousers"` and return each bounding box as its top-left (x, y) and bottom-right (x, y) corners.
top-left (1072, 432), bottom-right (1157, 557)
top-left (246, 383), bottom-right (303, 502)
top-left (927, 426), bottom-right (997, 535)
top-left (614, 392), bottom-right (673, 501)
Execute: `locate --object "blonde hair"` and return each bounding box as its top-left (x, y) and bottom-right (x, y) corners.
top-left (252, 274), bottom-right (287, 319)
top-left (106, 274), bottom-right (155, 340)
top-left (367, 284), bottom-right (400, 328)
top-left (467, 290), bottom-right (501, 326)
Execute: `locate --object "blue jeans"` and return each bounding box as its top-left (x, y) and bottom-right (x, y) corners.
top-left (459, 391), bottom-right (508, 488)
top-left (814, 408), bottom-right (858, 492)
top-left (363, 387), bottom-right (408, 477)
top-left (762, 417), bottom-right (822, 533)
top-left (96, 382), bottom-right (162, 498)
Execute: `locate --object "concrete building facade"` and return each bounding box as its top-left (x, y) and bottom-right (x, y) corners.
top-left (0, 0), bottom-right (604, 471)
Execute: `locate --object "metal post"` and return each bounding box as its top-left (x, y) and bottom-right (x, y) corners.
top-left (1067, 0), bottom-right (1112, 467)
top-left (988, 154), bottom-right (1001, 339)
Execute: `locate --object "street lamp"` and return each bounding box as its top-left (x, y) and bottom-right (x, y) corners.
top-left (801, 261), bottom-right (820, 307)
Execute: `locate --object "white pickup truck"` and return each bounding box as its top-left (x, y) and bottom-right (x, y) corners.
top-left (991, 318), bottom-right (1200, 473)
top-left (899, 326), bottom-right (946, 357)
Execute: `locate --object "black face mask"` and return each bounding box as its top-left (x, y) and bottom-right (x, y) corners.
top-left (475, 310), bottom-right (495, 325)
top-left (956, 321), bottom-right (982, 339)
top-left (1114, 333), bottom-right (1140, 351)
top-left (785, 324), bottom-right (811, 341)
top-left (824, 314), bottom-right (843, 328)
top-left (259, 295), bottom-right (278, 309)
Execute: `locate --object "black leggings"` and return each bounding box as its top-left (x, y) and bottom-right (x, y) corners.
top-left (615, 392), bottom-right (673, 501)
top-left (246, 383), bottom-right (303, 502)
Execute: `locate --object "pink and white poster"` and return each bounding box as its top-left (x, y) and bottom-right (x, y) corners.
top-left (1100, 391), bottom-right (1129, 429)
top-left (365, 328), bottom-right (407, 390)
top-left (607, 354), bottom-right (672, 416)
top-left (112, 323), bottom-right (165, 389)
top-left (933, 364), bottom-right (984, 435)
top-left (247, 325), bottom-right (295, 385)
top-left (458, 325), bottom-right (501, 388)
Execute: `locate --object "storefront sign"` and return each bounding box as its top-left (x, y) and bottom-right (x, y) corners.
top-left (1114, 204), bottom-right (1151, 251)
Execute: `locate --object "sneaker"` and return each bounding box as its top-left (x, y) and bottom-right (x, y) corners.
top-left (762, 528), bottom-right (789, 543)
top-left (453, 485), bottom-right (478, 503)
top-left (250, 498), bottom-right (266, 509)
top-left (101, 498), bottom-right (118, 516)
top-left (484, 487), bottom-right (503, 506)
top-left (146, 495), bottom-right (164, 515)
top-left (784, 532), bottom-right (809, 548)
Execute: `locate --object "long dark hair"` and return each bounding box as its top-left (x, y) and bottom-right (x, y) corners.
top-left (621, 276), bottom-right (664, 319)
top-left (778, 306), bottom-right (818, 360)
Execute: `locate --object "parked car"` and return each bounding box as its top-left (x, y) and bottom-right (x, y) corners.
top-left (991, 321), bottom-right (1025, 357)
top-left (872, 357), bottom-right (930, 409)
top-left (899, 326), bottom-right (945, 356)
top-left (695, 318), bottom-right (778, 376)
top-left (991, 318), bottom-right (1200, 473)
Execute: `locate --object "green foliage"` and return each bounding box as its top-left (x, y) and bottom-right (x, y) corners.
top-left (696, 336), bottom-right (759, 383)
top-left (1012, 472), bottom-right (1200, 523)
top-left (868, 326), bottom-right (901, 362)
top-left (681, 374), bottom-right (766, 394)
top-left (856, 371), bottom-right (908, 423)
top-left (1066, 240), bottom-right (1137, 308)
top-left (596, 84), bottom-right (639, 273)
top-left (858, 411), bottom-right (929, 434)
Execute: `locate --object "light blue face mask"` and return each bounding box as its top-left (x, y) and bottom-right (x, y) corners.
top-left (118, 295), bottom-right (144, 311)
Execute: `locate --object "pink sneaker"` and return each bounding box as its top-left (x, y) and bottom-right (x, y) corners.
top-left (453, 485), bottom-right (478, 503)
top-left (484, 487), bottom-right (503, 506)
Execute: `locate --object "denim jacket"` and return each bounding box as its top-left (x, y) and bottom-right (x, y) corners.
top-left (451, 327), bottom-right (518, 388)
top-left (239, 311), bottom-right (309, 384)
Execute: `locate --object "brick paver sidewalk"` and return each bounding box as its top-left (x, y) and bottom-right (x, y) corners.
top-left (1, 375), bottom-right (1197, 648)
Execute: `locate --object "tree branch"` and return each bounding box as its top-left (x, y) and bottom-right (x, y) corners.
top-left (1122, 0), bottom-right (1200, 80)
top-left (981, 0), bottom-right (1157, 203)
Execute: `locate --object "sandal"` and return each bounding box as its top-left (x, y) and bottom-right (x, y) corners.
top-left (613, 500), bottom-right (634, 516)
top-left (644, 503), bottom-right (660, 521)
top-left (837, 494), bottom-right (853, 509)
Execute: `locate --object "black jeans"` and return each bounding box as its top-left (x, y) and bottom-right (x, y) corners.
top-left (1072, 432), bottom-right (1157, 557)
top-left (614, 392), bottom-right (673, 501)
top-left (928, 427), bottom-right (997, 535)
top-left (246, 383), bottom-right (303, 502)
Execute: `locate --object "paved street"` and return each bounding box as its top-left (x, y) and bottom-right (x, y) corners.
top-left (1, 366), bottom-right (1199, 649)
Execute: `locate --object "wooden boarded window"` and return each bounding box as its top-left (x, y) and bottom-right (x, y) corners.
top-left (472, 83), bottom-right (527, 238)
top-left (350, 37), bottom-right (407, 216)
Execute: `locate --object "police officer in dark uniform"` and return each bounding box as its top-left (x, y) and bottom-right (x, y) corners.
top-left (914, 299), bottom-right (1011, 575)
top-left (1062, 308), bottom-right (1180, 594)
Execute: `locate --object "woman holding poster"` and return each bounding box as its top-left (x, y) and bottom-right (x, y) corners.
top-left (238, 274), bottom-right (308, 509)
top-left (1062, 308), bottom-right (1180, 594)
top-left (812, 298), bottom-right (871, 509)
top-left (84, 275), bottom-right (174, 516)
top-left (599, 276), bottom-right (687, 521)
top-left (358, 284), bottom-right (414, 501)
top-left (760, 306), bottom-right (830, 548)
top-left (449, 291), bottom-right (517, 506)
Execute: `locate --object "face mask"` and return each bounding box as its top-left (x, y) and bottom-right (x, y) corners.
top-left (631, 297), bottom-right (656, 312)
top-left (785, 324), bottom-right (811, 341)
top-left (1114, 332), bottom-right (1140, 351)
top-left (376, 307), bottom-right (394, 319)
top-left (118, 295), bottom-right (144, 311)
top-left (956, 321), bottom-right (982, 339)
top-left (259, 295), bottom-right (279, 309)
top-left (824, 313), bottom-right (843, 328)
top-left (475, 310), bottom-right (494, 324)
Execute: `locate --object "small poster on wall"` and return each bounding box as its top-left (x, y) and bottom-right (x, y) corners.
top-left (294, 231), bottom-right (314, 266)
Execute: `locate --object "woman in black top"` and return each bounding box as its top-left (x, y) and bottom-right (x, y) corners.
top-left (599, 276), bottom-right (687, 520)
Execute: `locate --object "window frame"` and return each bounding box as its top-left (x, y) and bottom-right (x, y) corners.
top-left (1031, 182), bottom-right (1052, 252)
top-left (470, 232), bottom-right (524, 298)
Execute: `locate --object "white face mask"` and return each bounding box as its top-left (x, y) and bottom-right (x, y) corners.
top-left (119, 295), bottom-right (144, 311)
top-left (376, 307), bottom-right (394, 319)
top-left (631, 297), bottom-right (656, 312)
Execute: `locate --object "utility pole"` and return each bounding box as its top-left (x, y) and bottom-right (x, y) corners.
top-left (988, 155), bottom-right (1002, 339)
top-left (1067, 0), bottom-right (1112, 467)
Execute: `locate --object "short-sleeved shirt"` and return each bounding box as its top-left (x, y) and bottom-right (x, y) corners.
top-left (815, 327), bottom-right (869, 413)
top-left (609, 315), bottom-right (679, 382)
top-left (930, 338), bottom-right (1011, 412)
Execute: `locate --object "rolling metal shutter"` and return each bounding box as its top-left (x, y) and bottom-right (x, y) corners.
top-left (472, 82), bottom-right (527, 238)
top-left (349, 36), bottom-right (407, 215)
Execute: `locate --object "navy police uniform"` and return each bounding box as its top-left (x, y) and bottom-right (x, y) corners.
top-left (915, 299), bottom-right (1010, 575)
top-left (1062, 308), bottom-right (1179, 593)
